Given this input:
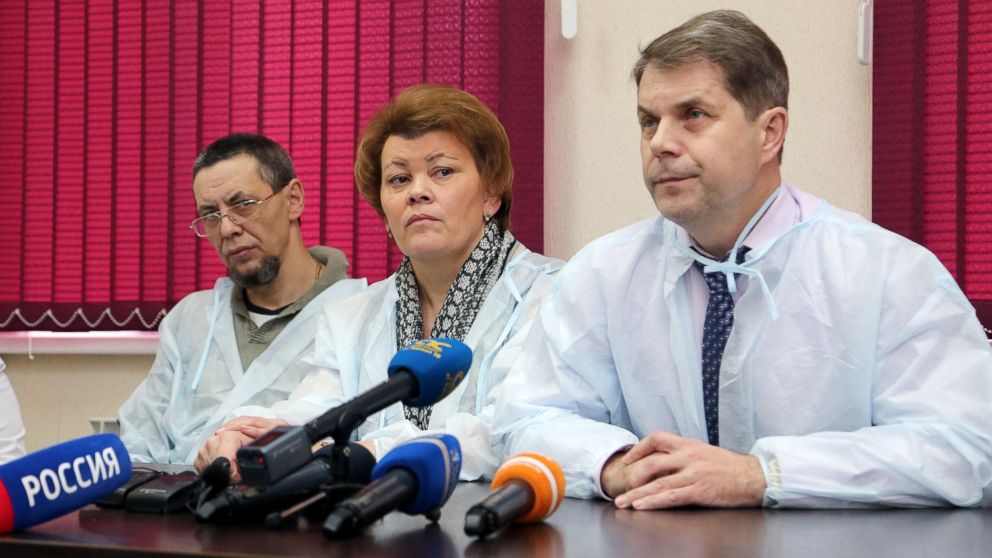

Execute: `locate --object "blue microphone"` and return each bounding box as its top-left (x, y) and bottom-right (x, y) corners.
top-left (322, 434), bottom-right (462, 538)
top-left (0, 433), bottom-right (132, 533)
top-left (239, 338), bottom-right (472, 487)
top-left (386, 338), bottom-right (472, 407)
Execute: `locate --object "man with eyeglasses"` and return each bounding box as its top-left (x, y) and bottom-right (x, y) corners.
top-left (118, 133), bottom-right (366, 465)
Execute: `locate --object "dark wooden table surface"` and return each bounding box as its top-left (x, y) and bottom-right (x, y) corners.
top-left (2, 482), bottom-right (990, 557)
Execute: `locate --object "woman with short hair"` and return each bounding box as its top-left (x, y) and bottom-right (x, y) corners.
top-left (200, 84), bottom-right (562, 480)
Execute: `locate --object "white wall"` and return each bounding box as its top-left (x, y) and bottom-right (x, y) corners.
top-left (4, 0), bottom-right (872, 452)
top-left (543, 0), bottom-right (872, 259)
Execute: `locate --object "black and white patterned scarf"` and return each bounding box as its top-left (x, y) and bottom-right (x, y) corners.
top-left (395, 220), bottom-right (516, 430)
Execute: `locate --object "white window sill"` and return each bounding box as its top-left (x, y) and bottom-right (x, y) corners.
top-left (0, 331), bottom-right (159, 356)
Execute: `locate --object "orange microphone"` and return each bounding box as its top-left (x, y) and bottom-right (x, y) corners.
top-left (464, 453), bottom-right (565, 538)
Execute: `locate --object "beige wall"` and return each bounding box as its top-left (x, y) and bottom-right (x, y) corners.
top-left (4, 1), bottom-right (873, 452)
top-left (5, 354), bottom-right (151, 452)
top-left (544, 0), bottom-right (872, 259)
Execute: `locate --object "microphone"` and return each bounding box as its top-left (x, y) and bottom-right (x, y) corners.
top-left (192, 457), bottom-right (231, 509)
top-left (322, 434), bottom-right (462, 538)
top-left (0, 433), bottom-right (131, 533)
top-left (238, 337), bottom-right (472, 487)
top-left (195, 442), bottom-right (375, 524)
top-left (464, 453), bottom-right (565, 538)
top-left (200, 457), bottom-right (232, 491)
top-left (308, 337), bottom-right (472, 437)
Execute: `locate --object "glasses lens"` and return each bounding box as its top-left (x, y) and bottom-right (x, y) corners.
top-left (229, 200), bottom-right (262, 223)
top-left (191, 195), bottom-right (271, 236)
top-left (191, 216), bottom-right (221, 237)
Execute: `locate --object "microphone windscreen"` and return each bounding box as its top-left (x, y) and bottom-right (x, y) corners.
top-left (372, 434), bottom-right (461, 515)
top-left (492, 453), bottom-right (565, 523)
top-left (0, 433), bottom-right (132, 532)
top-left (312, 442), bottom-right (376, 485)
top-left (200, 457), bottom-right (231, 489)
top-left (388, 338), bottom-right (472, 407)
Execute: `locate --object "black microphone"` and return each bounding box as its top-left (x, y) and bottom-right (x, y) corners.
top-left (323, 434), bottom-right (462, 539)
top-left (200, 457), bottom-right (232, 490)
top-left (193, 457), bottom-right (232, 511)
top-left (195, 443), bottom-right (374, 524)
top-left (464, 453), bottom-right (565, 538)
top-left (238, 338), bottom-right (472, 487)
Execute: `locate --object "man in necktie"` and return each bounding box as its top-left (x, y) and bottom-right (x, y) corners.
top-left (492, 10), bottom-right (992, 509)
top-left (696, 247), bottom-right (747, 448)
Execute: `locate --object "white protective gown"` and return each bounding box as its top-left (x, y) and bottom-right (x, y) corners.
top-left (235, 245), bottom-right (562, 480)
top-left (493, 186), bottom-right (992, 508)
top-left (119, 276), bottom-right (366, 464)
top-left (0, 357), bottom-right (27, 463)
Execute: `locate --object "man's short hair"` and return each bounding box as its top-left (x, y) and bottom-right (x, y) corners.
top-left (633, 10), bottom-right (789, 121)
top-left (354, 83), bottom-right (514, 230)
top-left (193, 133), bottom-right (296, 191)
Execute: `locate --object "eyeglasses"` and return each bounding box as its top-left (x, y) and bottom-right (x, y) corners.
top-left (189, 192), bottom-right (278, 237)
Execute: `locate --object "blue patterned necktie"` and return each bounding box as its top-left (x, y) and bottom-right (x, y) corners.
top-left (695, 248), bottom-right (748, 447)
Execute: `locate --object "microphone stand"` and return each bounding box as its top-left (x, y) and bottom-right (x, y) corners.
top-left (238, 371), bottom-right (424, 527)
top-left (264, 411), bottom-right (368, 529)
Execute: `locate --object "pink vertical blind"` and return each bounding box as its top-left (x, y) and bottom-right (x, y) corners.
top-left (873, 0), bottom-right (992, 333)
top-left (0, 0), bottom-right (544, 331)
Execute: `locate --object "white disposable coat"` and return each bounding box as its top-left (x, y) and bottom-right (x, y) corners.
top-left (493, 186), bottom-right (992, 507)
top-left (119, 276), bottom-right (366, 464)
top-left (0, 358), bottom-right (26, 464)
top-left (235, 245), bottom-right (562, 480)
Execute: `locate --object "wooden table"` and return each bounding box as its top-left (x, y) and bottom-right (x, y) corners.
top-left (2, 483), bottom-right (990, 557)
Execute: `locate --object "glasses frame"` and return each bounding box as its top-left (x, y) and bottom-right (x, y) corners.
top-left (189, 192), bottom-right (279, 238)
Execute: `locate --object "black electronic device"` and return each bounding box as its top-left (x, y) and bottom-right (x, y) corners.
top-left (95, 467), bottom-right (164, 508)
top-left (125, 471), bottom-right (200, 514)
top-left (237, 425), bottom-right (314, 487)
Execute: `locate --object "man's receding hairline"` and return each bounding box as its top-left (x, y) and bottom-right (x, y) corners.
top-left (192, 153), bottom-right (268, 186)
